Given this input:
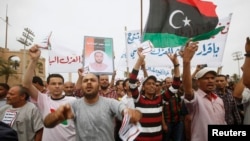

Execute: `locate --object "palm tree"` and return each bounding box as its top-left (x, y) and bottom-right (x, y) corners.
top-left (9, 60), bottom-right (20, 70)
top-left (0, 58), bottom-right (17, 84)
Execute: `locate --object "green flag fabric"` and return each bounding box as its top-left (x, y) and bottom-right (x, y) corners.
top-left (143, 0), bottom-right (224, 48)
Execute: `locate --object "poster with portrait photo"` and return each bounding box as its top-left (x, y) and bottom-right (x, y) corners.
top-left (83, 36), bottom-right (114, 75)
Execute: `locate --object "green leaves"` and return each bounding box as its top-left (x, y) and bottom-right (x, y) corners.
top-left (0, 58), bottom-right (17, 83)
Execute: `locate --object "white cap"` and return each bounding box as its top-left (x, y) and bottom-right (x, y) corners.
top-left (195, 68), bottom-right (217, 79)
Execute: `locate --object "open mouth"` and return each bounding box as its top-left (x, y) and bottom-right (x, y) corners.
top-left (86, 86), bottom-right (92, 91)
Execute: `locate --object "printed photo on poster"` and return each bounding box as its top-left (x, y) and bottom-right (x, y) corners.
top-left (83, 36), bottom-right (114, 74)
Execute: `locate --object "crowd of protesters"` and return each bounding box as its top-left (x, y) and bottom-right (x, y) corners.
top-left (0, 37), bottom-right (250, 141)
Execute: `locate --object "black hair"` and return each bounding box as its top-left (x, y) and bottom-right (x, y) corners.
top-left (115, 80), bottom-right (124, 86)
top-left (47, 74), bottom-right (64, 84)
top-left (123, 78), bottom-right (130, 88)
top-left (142, 75), bottom-right (157, 86)
top-left (32, 76), bottom-right (44, 86)
top-left (216, 74), bottom-right (227, 80)
top-left (155, 80), bottom-right (162, 86)
top-left (0, 83), bottom-right (10, 90)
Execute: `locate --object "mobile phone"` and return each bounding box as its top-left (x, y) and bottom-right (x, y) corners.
top-left (200, 64), bottom-right (208, 68)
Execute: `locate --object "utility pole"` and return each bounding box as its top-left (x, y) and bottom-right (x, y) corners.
top-left (0, 5), bottom-right (10, 49)
top-left (17, 28), bottom-right (35, 79)
top-left (232, 51), bottom-right (244, 78)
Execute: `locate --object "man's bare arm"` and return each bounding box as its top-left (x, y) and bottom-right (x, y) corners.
top-left (243, 37), bottom-right (250, 88)
top-left (141, 60), bottom-right (148, 78)
top-left (34, 128), bottom-right (43, 141)
top-left (134, 48), bottom-right (145, 71)
top-left (22, 45), bottom-right (41, 100)
top-left (44, 104), bottom-right (74, 128)
top-left (233, 78), bottom-right (244, 99)
top-left (75, 68), bottom-right (84, 90)
top-left (181, 41), bottom-right (199, 101)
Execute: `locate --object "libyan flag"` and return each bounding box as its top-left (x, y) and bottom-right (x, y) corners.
top-left (142, 0), bottom-right (224, 48)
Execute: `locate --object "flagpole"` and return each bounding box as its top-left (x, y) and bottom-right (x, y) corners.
top-left (124, 26), bottom-right (129, 78)
top-left (140, 0), bottom-right (143, 38)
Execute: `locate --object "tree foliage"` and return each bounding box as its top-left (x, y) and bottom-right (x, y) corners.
top-left (0, 58), bottom-right (18, 84)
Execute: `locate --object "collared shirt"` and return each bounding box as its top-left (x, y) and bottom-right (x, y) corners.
top-left (129, 69), bottom-right (181, 141)
top-left (216, 88), bottom-right (242, 124)
top-left (74, 89), bottom-right (84, 98)
top-left (99, 87), bottom-right (118, 100)
top-left (162, 88), bottom-right (183, 123)
top-left (184, 89), bottom-right (226, 141)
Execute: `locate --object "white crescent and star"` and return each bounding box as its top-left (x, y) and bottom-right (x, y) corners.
top-left (169, 10), bottom-right (191, 29)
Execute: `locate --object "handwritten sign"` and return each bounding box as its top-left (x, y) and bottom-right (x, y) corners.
top-left (119, 14), bottom-right (232, 69)
top-left (48, 51), bottom-right (82, 73)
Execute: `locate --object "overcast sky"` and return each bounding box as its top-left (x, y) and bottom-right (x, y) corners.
top-left (0, 0), bottom-right (250, 81)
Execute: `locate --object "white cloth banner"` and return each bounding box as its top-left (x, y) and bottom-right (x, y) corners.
top-left (47, 43), bottom-right (82, 73)
top-left (118, 14), bottom-right (232, 70)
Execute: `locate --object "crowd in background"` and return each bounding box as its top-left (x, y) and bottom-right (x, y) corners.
top-left (0, 37), bottom-right (250, 141)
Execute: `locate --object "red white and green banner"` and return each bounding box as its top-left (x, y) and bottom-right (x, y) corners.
top-left (83, 36), bottom-right (114, 75)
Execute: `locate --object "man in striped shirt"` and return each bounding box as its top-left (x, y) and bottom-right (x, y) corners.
top-left (129, 48), bottom-right (181, 141)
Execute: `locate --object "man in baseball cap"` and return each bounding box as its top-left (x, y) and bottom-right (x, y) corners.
top-left (182, 41), bottom-right (226, 141)
top-left (194, 68), bottom-right (217, 80)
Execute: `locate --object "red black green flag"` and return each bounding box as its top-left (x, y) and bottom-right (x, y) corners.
top-left (142, 0), bottom-right (224, 48)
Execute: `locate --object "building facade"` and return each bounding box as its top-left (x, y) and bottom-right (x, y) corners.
top-left (0, 47), bottom-right (46, 86)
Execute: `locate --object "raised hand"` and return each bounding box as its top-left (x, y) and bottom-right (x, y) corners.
top-left (78, 68), bottom-right (84, 77)
top-left (29, 44), bottom-right (41, 61)
top-left (141, 60), bottom-right (146, 68)
top-left (166, 52), bottom-right (179, 65)
top-left (181, 41), bottom-right (199, 62)
top-left (137, 47), bottom-right (146, 60)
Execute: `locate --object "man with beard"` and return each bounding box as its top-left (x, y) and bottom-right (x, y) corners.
top-left (74, 70), bottom-right (118, 99)
top-left (43, 72), bottom-right (142, 141)
top-left (98, 74), bottom-right (118, 99)
top-left (89, 51), bottom-right (108, 71)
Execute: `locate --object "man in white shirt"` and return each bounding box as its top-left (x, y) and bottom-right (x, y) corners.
top-left (22, 44), bottom-right (76, 141)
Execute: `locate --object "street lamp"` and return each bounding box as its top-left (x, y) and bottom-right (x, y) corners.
top-left (232, 51), bottom-right (244, 78)
top-left (17, 28), bottom-right (35, 79)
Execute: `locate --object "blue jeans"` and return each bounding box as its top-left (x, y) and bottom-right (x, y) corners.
top-left (162, 121), bottom-right (184, 141)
